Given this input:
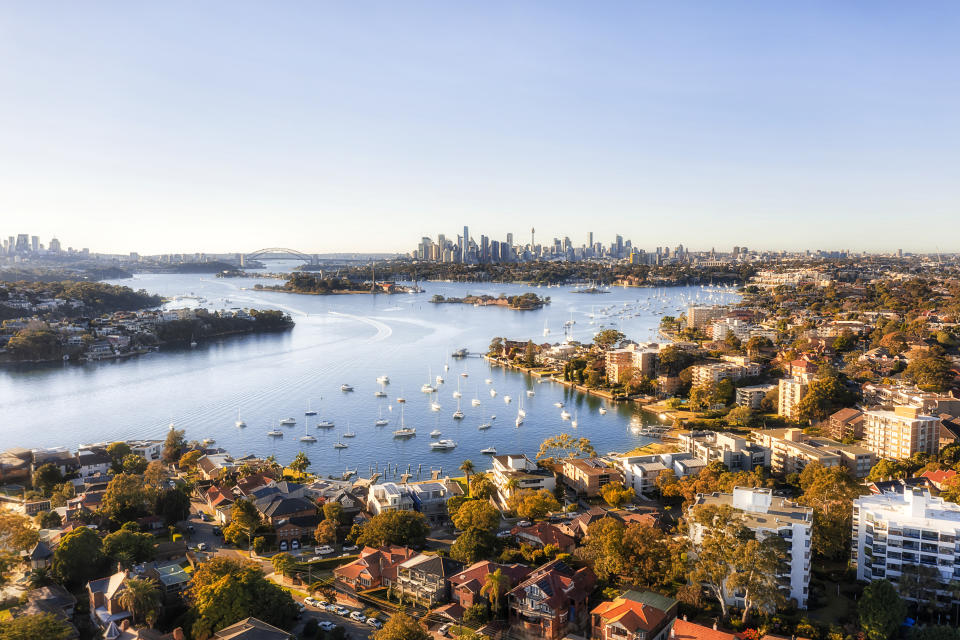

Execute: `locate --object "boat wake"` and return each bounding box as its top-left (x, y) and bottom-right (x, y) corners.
top-left (328, 311), bottom-right (392, 342)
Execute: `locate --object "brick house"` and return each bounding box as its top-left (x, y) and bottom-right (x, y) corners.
top-left (87, 570), bottom-right (134, 629)
top-left (333, 545), bottom-right (417, 591)
top-left (449, 561), bottom-right (531, 610)
top-left (511, 522), bottom-right (575, 554)
top-left (507, 559), bottom-right (595, 640)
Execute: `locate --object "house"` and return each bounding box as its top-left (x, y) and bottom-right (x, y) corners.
top-left (26, 584), bottom-right (77, 619)
top-left (197, 454), bottom-right (236, 481)
top-left (145, 562), bottom-right (192, 604)
top-left (490, 454), bottom-right (556, 509)
top-left (77, 448), bottom-right (112, 478)
top-left (919, 468), bottom-right (957, 491)
top-left (559, 458), bottom-right (623, 498)
top-left (274, 515), bottom-right (320, 551)
top-left (32, 447), bottom-right (79, 476)
top-left (256, 496), bottom-right (316, 526)
top-left (394, 553), bottom-right (465, 606)
top-left (448, 561), bottom-right (531, 611)
top-left (87, 570), bottom-right (135, 629)
top-left (367, 482), bottom-right (415, 515)
top-left (409, 480), bottom-right (461, 526)
top-left (22, 540), bottom-right (54, 569)
top-left (591, 591), bottom-right (679, 640)
top-left (213, 617), bottom-right (294, 640)
top-left (559, 506), bottom-right (612, 540)
top-left (334, 545), bottom-right (417, 591)
top-left (511, 522), bottom-right (575, 554)
top-left (205, 485), bottom-right (235, 523)
top-left (671, 618), bottom-right (743, 640)
top-left (236, 473), bottom-right (275, 497)
top-left (126, 440), bottom-right (163, 462)
top-left (507, 559), bottom-right (595, 640)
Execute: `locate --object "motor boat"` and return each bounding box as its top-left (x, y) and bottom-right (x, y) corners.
top-left (489, 389), bottom-right (497, 397)
top-left (377, 375), bottom-right (390, 385)
top-left (471, 398), bottom-right (481, 407)
top-left (235, 408), bottom-right (246, 428)
top-left (280, 417), bottom-right (296, 425)
top-left (430, 429), bottom-right (442, 437)
top-left (341, 384), bottom-right (354, 392)
top-left (481, 446), bottom-right (497, 455)
top-left (430, 439), bottom-right (457, 450)
top-left (554, 402), bottom-right (564, 408)
top-left (460, 372), bottom-right (468, 377)
top-left (203, 438), bottom-right (215, 445)
top-left (421, 383), bottom-right (436, 393)
top-left (503, 395), bottom-right (512, 404)
top-left (436, 375), bottom-right (444, 385)
top-left (374, 390), bottom-right (386, 398)
top-left (267, 429), bottom-right (283, 437)
top-left (599, 407), bottom-right (608, 415)
top-left (478, 422), bottom-right (491, 430)
top-left (431, 401), bottom-right (442, 412)
top-left (526, 390), bottom-right (535, 397)
top-left (484, 378), bottom-right (492, 384)
top-left (560, 410), bottom-right (571, 420)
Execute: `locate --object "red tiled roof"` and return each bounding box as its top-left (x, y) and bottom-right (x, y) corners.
top-left (592, 598), bottom-right (666, 633)
top-left (510, 522), bottom-right (574, 549)
top-left (672, 619), bottom-right (742, 640)
top-left (920, 469), bottom-right (957, 485)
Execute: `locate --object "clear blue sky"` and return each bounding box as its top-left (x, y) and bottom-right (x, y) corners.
top-left (1, 2), bottom-right (957, 254)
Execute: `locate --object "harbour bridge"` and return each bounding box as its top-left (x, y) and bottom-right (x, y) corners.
top-left (241, 248), bottom-right (380, 267)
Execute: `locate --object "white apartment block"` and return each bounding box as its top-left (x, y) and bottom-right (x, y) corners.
top-left (690, 487), bottom-right (812, 609)
top-left (691, 362), bottom-right (760, 388)
top-left (863, 406), bottom-right (940, 460)
top-left (711, 318), bottom-right (753, 342)
top-left (852, 489), bottom-right (960, 606)
top-left (778, 377), bottom-right (809, 419)
top-left (619, 452), bottom-right (706, 495)
top-left (751, 428), bottom-right (876, 478)
top-left (367, 482), bottom-right (415, 515)
top-left (736, 384), bottom-right (776, 410)
top-left (490, 454), bottom-right (555, 508)
top-left (677, 431), bottom-right (771, 472)
top-left (687, 305), bottom-right (727, 330)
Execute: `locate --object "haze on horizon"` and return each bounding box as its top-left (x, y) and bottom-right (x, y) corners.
top-left (1, 2), bottom-right (958, 256)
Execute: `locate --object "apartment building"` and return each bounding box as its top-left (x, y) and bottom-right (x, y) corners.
top-left (736, 384), bottom-right (775, 410)
top-left (862, 406), bottom-right (941, 460)
top-left (826, 408), bottom-right (865, 440)
top-left (367, 482), bottom-right (415, 515)
top-left (559, 458), bottom-right (623, 498)
top-left (409, 480), bottom-right (461, 526)
top-left (690, 488), bottom-right (812, 609)
top-left (751, 428), bottom-right (875, 478)
top-left (605, 344), bottom-right (659, 384)
top-left (490, 455), bottom-right (555, 508)
top-left (852, 488), bottom-right (960, 608)
top-left (691, 362), bottom-right (760, 388)
top-left (861, 384), bottom-right (960, 419)
top-left (394, 554), bottom-right (465, 606)
top-left (778, 377), bottom-right (809, 419)
top-left (687, 305), bottom-right (727, 330)
top-left (677, 431), bottom-right (771, 472)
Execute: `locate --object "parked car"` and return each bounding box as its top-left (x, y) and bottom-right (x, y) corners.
top-left (335, 606), bottom-right (350, 616)
top-left (517, 520), bottom-right (533, 527)
top-left (496, 530), bottom-right (512, 539)
top-left (349, 611), bottom-right (366, 622)
top-left (319, 621), bottom-right (338, 632)
top-left (197, 542), bottom-right (209, 551)
top-left (439, 623), bottom-right (453, 636)
top-left (342, 544), bottom-right (358, 552)
top-left (316, 545), bottom-right (335, 555)
top-left (366, 618), bottom-right (383, 629)
top-left (304, 597), bottom-right (319, 607)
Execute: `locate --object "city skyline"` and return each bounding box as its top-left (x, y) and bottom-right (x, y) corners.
top-left (2, 3), bottom-right (959, 254)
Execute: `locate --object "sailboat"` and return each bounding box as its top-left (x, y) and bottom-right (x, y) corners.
top-left (393, 403), bottom-right (415, 437)
top-left (421, 367), bottom-right (436, 393)
top-left (300, 420), bottom-right (317, 442)
top-left (560, 409), bottom-right (571, 420)
top-left (333, 437), bottom-right (348, 449)
top-left (543, 320), bottom-right (550, 337)
top-left (305, 400), bottom-right (317, 416)
top-left (503, 395), bottom-right (512, 404)
top-left (431, 391), bottom-right (442, 412)
top-left (489, 388), bottom-right (497, 398)
top-left (452, 396), bottom-right (464, 420)
top-left (478, 421), bottom-right (491, 430)
top-left (342, 423), bottom-right (356, 438)
top-left (235, 408), bottom-right (246, 428)
top-left (375, 406), bottom-right (389, 426)
top-left (571, 411), bottom-right (579, 429)
top-left (471, 387), bottom-right (481, 407)
top-left (374, 381), bottom-right (387, 398)
top-left (452, 378), bottom-right (462, 399)
top-left (518, 395), bottom-right (526, 419)
top-left (316, 397), bottom-right (334, 428)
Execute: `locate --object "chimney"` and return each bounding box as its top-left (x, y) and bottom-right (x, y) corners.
top-left (683, 615), bottom-right (688, 622)
top-left (713, 621), bottom-right (718, 630)
top-left (172, 629), bottom-right (186, 640)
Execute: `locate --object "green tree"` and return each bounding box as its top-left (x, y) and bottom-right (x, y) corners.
top-left (859, 579), bottom-right (907, 640)
top-left (323, 502), bottom-right (344, 524)
top-left (481, 567), bottom-right (511, 615)
top-left (122, 454), bottom-right (148, 475)
top-left (795, 373), bottom-right (855, 423)
top-left (356, 510), bottom-right (429, 548)
top-left (103, 527), bottom-right (156, 565)
top-left (460, 459), bottom-right (475, 492)
top-left (594, 329), bottom-right (626, 350)
top-left (622, 522), bottom-right (682, 590)
top-left (52, 526), bottom-right (105, 586)
top-left (537, 434), bottom-right (595, 461)
top-left (163, 428), bottom-right (187, 464)
top-left (36, 510), bottom-right (62, 529)
top-left (178, 450), bottom-right (202, 469)
top-left (372, 611), bottom-right (430, 640)
top-left (583, 518), bottom-right (626, 581)
top-left (451, 501), bottom-right (500, 533)
top-left (102, 473), bottom-right (151, 522)
top-left (289, 451), bottom-right (311, 478)
top-left (507, 489), bottom-right (560, 521)
top-left (0, 612), bottom-right (74, 640)
top-left (231, 498), bottom-right (261, 532)
top-left (726, 405), bottom-right (756, 428)
top-left (271, 552), bottom-right (297, 582)
top-left (187, 557), bottom-right (299, 639)
top-left (106, 442), bottom-right (133, 472)
top-left (903, 352), bottom-right (954, 392)
top-left (155, 486), bottom-right (191, 526)
top-left (524, 340), bottom-right (537, 366)
top-left (469, 473), bottom-right (496, 501)
top-left (463, 603), bottom-right (491, 626)
top-left (118, 577), bottom-right (161, 626)
top-left (599, 481), bottom-right (635, 508)
top-left (450, 528), bottom-right (495, 564)
top-left (315, 519), bottom-right (337, 545)
top-left (31, 463), bottom-right (63, 497)
top-left (0, 512), bottom-right (39, 552)
top-left (797, 462), bottom-right (864, 560)
top-left (446, 495), bottom-right (471, 520)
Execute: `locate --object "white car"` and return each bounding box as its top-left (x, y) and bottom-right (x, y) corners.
top-left (315, 545), bottom-right (335, 555)
top-left (366, 618), bottom-right (383, 628)
top-left (439, 623), bottom-right (453, 636)
top-left (319, 621), bottom-right (338, 632)
top-left (517, 520), bottom-right (533, 527)
top-left (342, 544), bottom-right (359, 552)
top-left (350, 611), bottom-right (367, 622)
top-left (304, 597), bottom-right (320, 607)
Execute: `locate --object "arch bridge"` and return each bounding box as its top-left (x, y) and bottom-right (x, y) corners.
top-left (243, 248), bottom-right (317, 265)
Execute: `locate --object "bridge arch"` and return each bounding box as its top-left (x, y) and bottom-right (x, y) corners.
top-left (244, 248), bottom-right (316, 263)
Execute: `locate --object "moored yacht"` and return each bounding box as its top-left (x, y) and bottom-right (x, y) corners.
top-left (430, 439), bottom-right (456, 450)
top-left (235, 408), bottom-right (246, 428)
top-left (267, 428), bottom-right (283, 437)
top-left (340, 384), bottom-right (354, 392)
top-left (430, 429), bottom-right (442, 437)
top-left (560, 409), bottom-right (571, 420)
top-left (480, 446), bottom-right (497, 455)
top-left (280, 417), bottom-right (296, 425)
top-left (377, 375), bottom-right (390, 385)
top-left (305, 400), bottom-right (317, 416)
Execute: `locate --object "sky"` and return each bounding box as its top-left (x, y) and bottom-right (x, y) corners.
top-left (1, 2), bottom-right (958, 255)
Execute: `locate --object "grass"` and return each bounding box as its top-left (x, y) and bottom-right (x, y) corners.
top-left (0, 609), bottom-right (12, 622)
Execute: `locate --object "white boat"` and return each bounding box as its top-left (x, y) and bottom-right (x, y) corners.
top-left (515, 415), bottom-right (523, 427)
top-left (453, 390), bottom-right (462, 399)
top-left (397, 396), bottom-right (406, 403)
top-left (343, 429), bottom-right (356, 438)
top-left (503, 395), bottom-right (512, 404)
top-left (560, 410), bottom-right (571, 420)
top-left (478, 422), bottom-right (492, 430)
top-left (377, 375), bottom-right (390, 384)
top-left (453, 408), bottom-right (464, 420)
top-left (481, 446), bottom-right (497, 455)
top-left (280, 417), bottom-right (296, 425)
top-left (317, 419), bottom-right (334, 428)
top-left (431, 400), bottom-right (442, 411)
top-left (267, 429), bottom-right (283, 437)
top-left (571, 411), bottom-right (578, 429)
top-left (460, 372), bottom-right (468, 377)
top-left (300, 433), bottom-right (317, 442)
top-left (484, 378), bottom-right (492, 384)
top-left (203, 437), bottom-right (215, 445)
top-left (471, 398), bottom-right (481, 407)
top-left (430, 439), bottom-right (457, 450)
top-left (489, 388), bottom-right (497, 397)
top-left (235, 408), bottom-right (246, 428)
top-left (334, 439), bottom-right (348, 449)
top-left (599, 407), bottom-right (608, 415)
top-left (526, 390), bottom-right (535, 397)
top-left (554, 402), bottom-right (564, 408)
top-left (340, 384), bottom-right (354, 392)
top-left (374, 390), bottom-right (386, 398)
top-left (394, 404), bottom-right (415, 437)
top-left (436, 375), bottom-right (444, 385)
top-left (305, 400), bottom-right (317, 416)
top-left (430, 429), bottom-right (442, 437)
top-left (375, 406), bottom-right (389, 426)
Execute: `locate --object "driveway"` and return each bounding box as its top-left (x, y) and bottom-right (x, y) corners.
top-left (293, 599), bottom-right (380, 639)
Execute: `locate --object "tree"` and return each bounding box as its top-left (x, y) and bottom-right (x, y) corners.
top-left (463, 603), bottom-right (491, 625)
top-left (122, 454), bottom-right (148, 475)
top-left (450, 528), bottom-right (495, 564)
top-left (356, 510), bottom-right (429, 548)
top-left (797, 462), bottom-right (864, 560)
top-left (372, 611), bottom-right (430, 640)
top-left (903, 352), bottom-right (954, 392)
top-left (271, 552), bottom-right (297, 582)
top-left (621, 522), bottom-right (680, 590)
top-left (52, 526), bottom-right (105, 586)
top-left (729, 537), bottom-right (786, 622)
top-left (600, 481), bottom-right (635, 508)
top-left (583, 518), bottom-right (626, 581)
top-left (507, 489), bottom-right (560, 521)
top-left (446, 495), bottom-right (471, 520)
top-left (118, 577), bottom-right (161, 626)
top-left (537, 434), bottom-right (595, 461)
top-left (726, 405), bottom-right (756, 428)
top-left (481, 567), bottom-right (511, 614)
top-left (469, 474), bottom-right (496, 501)
top-left (524, 340), bottom-right (537, 366)
top-left (107, 442), bottom-right (133, 472)
top-left (460, 459), bottom-right (475, 492)
top-left (451, 501), bottom-right (500, 533)
top-left (594, 329), bottom-right (626, 350)
top-left (289, 451), bottom-right (311, 478)
top-left (795, 374), bottom-right (855, 423)
top-left (178, 450), bottom-right (202, 469)
top-left (323, 502), bottom-right (344, 524)
top-left (0, 512), bottom-right (39, 552)
top-left (939, 475), bottom-right (960, 504)
top-left (144, 460), bottom-right (166, 488)
top-left (231, 498), bottom-right (261, 533)
top-left (36, 510), bottom-right (62, 529)
top-left (103, 527), bottom-right (156, 564)
top-left (0, 612), bottom-right (74, 640)
top-left (102, 473), bottom-right (151, 522)
top-left (315, 519), bottom-right (337, 546)
top-left (163, 428), bottom-right (187, 464)
top-left (859, 579), bottom-right (907, 640)
top-left (867, 458), bottom-right (910, 482)
top-left (31, 463), bottom-right (63, 497)
top-left (187, 557), bottom-right (299, 639)
top-left (156, 486), bottom-right (191, 526)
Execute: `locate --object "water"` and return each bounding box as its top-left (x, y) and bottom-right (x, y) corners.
top-left (0, 263), bottom-right (739, 477)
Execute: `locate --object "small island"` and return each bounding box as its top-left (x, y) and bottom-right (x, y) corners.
top-left (430, 292), bottom-right (549, 310)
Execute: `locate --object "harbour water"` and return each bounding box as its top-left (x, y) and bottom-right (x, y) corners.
top-left (0, 263), bottom-right (739, 478)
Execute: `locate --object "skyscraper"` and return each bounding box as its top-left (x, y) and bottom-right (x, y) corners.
top-left (462, 226), bottom-right (469, 263)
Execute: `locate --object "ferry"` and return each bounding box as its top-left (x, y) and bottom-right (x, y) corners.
top-left (430, 439), bottom-right (457, 450)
